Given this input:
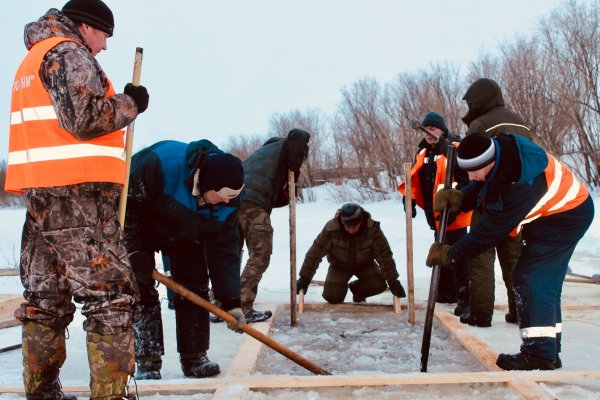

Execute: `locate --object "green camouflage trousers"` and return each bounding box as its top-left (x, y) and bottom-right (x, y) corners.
top-left (468, 210), bottom-right (521, 316)
top-left (238, 203), bottom-right (273, 314)
top-left (15, 183), bottom-right (139, 333)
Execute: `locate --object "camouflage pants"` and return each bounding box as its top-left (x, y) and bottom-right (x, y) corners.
top-left (468, 210), bottom-right (521, 316)
top-left (239, 203), bottom-right (273, 314)
top-left (16, 183), bottom-right (139, 333)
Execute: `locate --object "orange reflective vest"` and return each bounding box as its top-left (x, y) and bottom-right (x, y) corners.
top-left (511, 153), bottom-right (589, 236)
top-left (398, 146), bottom-right (472, 231)
top-left (5, 36), bottom-right (126, 193)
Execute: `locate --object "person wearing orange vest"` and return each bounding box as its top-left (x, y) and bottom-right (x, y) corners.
top-left (426, 132), bottom-right (594, 371)
top-left (398, 112), bottom-right (472, 316)
top-left (5, 1), bottom-right (149, 399)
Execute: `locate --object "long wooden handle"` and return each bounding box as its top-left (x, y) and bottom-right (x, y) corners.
top-left (403, 162), bottom-right (415, 324)
top-left (151, 270), bottom-right (331, 376)
top-left (118, 47), bottom-right (144, 228)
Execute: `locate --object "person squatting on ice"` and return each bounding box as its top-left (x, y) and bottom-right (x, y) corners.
top-left (5, 0), bottom-right (149, 398)
top-left (426, 132), bottom-right (594, 371)
top-left (123, 139), bottom-right (246, 380)
top-left (398, 111), bottom-right (471, 316)
top-left (296, 203), bottom-right (406, 303)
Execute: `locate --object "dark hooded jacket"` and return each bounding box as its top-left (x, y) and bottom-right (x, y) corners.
top-left (241, 129), bottom-right (310, 214)
top-left (462, 78), bottom-right (532, 140)
top-left (299, 207), bottom-right (399, 282)
top-left (23, 8), bottom-right (137, 141)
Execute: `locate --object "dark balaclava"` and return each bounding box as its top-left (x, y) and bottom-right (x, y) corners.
top-left (62, 0), bottom-right (115, 36)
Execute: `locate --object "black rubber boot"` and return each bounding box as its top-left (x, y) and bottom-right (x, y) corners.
top-left (460, 311), bottom-right (492, 327)
top-left (504, 311), bottom-right (518, 324)
top-left (496, 352), bottom-right (555, 371)
top-left (454, 303), bottom-right (469, 317)
top-left (135, 357), bottom-right (162, 380)
top-left (180, 354), bottom-right (221, 378)
top-left (554, 355), bottom-right (562, 369)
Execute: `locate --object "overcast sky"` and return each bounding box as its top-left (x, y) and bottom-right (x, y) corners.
top-left (1, 0), bottom-right (564, 155)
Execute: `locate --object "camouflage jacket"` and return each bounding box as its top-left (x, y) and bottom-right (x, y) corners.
top-left (24, 8), bottom-right (137, 140)
top-left (299, 209), bottom-right (399, 282)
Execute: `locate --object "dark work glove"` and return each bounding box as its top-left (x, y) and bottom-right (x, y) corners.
top-left (387, 279), bottom-right (406, 298)
top-left (402, 196), bottom-right (417, 218)
top-left (425, 243), bottom-right (452, 268)
top-left (124, 83), bottom-right (149, 113)
top-left (433, 188), bottom-right (463, 212)
top-left (296, 276), bottom-right (311, 294)
top-left (128, 251), bottom-right (155, 285)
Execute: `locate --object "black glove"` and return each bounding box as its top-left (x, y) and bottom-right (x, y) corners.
top-left (387, 279), bottom-right (406, 298)
top-left (128, 251), bottom-right (155, 285)
top-left (402, 196), bottom-right (417, 218)
top-left (425, 243), bottom-right (452, 268)
top-left (433, 188), bottom-right (463, 212)
top-left (296, 276), bottom-right (311, 294)
top-left (124, 83), bottom-right (149, 114)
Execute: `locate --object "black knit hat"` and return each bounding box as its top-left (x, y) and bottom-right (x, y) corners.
top-left (340, 203), bottom-right (363, 227)
top-left (198, 153), bottom-right (244, 193)
top-left (457, 133), bottom-right (496, 171)
top-left (62, 0), bottom-right (114, 36)
top-left (421, 112), bottom-right (448, 134)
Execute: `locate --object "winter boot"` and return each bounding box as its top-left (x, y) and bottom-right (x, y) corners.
top-left (460, 311), bottom-right (492, 327)
top-left (135, 357), bottom-right (162, 380)
top-left (209, 314), bottom-right (223, 323)
top-left (496, 352), bottom-right (555, 371)
top-left (454, 303), bottom-right (469, 317)
top-left (554, 355), bottom-right (562, 369)
top-left (87, 329), bottom-right (136, 400)
top-left (348, 280), bottom-right (366, 303)
top-left (22, 322), bottom-right (70, 400)
top-left (180, 353), bottom-right (221, 378)
top-left (244, 309), bottom-right (273, 323)
top-left (504, 311), bottom-right (518, 324)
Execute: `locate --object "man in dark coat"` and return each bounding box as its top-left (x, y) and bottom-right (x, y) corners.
top-left (459, 78), bottom-right (532, 327)
top-left (296, 203), bottom-right (406, 303)
top-left (124, 139), bottom-right (245, 380)
top-left (237, 129), bottom-right (310, 322)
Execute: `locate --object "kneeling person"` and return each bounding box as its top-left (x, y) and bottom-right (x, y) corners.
top-left (296, 203), bottom-right (406, 303)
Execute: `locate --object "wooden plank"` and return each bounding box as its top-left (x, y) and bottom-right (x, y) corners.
top-left (3, 369), bottom-right (598, 396)
top-left (0, 296), bottom-right (22, 321)
top-left (435, 310), bottom-right (556, 400)
top-left (0, 318), bottom-right (20, 329)
top-left (224, 303), bottom-right (276, 376)
top-left (0, 269), bottom-right (19, 277)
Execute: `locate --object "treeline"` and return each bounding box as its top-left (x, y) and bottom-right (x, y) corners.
top-left (1, 1), bottom-right (598, 207)
top-left (226, 0), bottom-right (599, 200)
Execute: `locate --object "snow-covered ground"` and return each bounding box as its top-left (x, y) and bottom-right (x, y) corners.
top-left (1, 187), bottom-right (599, 399)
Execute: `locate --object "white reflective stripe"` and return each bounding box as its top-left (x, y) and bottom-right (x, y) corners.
top-left (548, 175), bottom-right (580, 212)
top-left (7, 144), bottom-right (126, 165)
top-left (485, 123), bottom-right (531, 133)
top-left (517, 156), bottom-right (563, 229)
top-left (10, 106), bottom-right (57, 125)
top-left (556, 323), bottom-right (562, 334)
top-left (520, 326), bottom-right (556, 339)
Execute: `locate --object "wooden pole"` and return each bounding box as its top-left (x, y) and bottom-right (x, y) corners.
top-left (298, 290), bottom-right (304, 314)
top-left (421, 145), bottom-right (456, 373)
top-left (118, 47), bottom-right (144, 228)
top-left (403, 162), bottom-right (415, 324)
top-left (289, 170), bottom-right (298, 326)
top-left (152, 270), bottom-right (330, 375)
